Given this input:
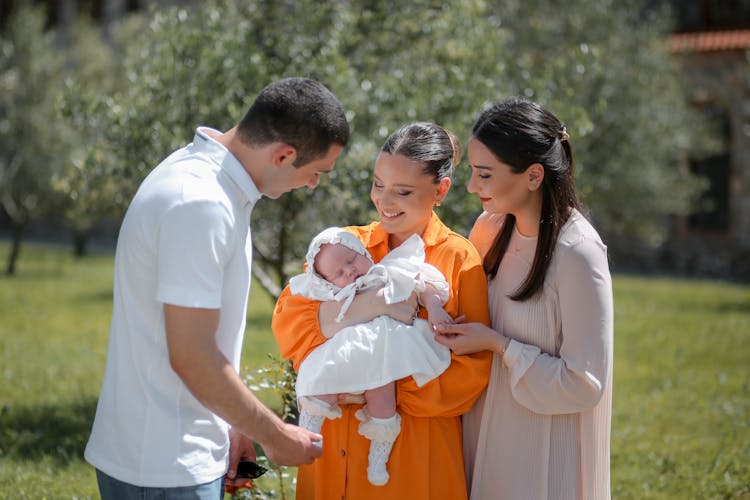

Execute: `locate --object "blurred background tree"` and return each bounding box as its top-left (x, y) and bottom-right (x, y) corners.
top-left (54, 0), bottom-right (711, 295)
top-left (0, 5), bottom-right (69, 274)
top-left (57, 15), bottom-right (135, 257)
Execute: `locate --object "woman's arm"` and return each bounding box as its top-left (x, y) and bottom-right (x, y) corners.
top-left (437, 238), bottom-right (612, 414)
top-left (319, 287), bottom-right (418, 338)
top-left (272, 287), bottom-right (327, 371)
top-left (396, 251), bottom-right (493, 418)
top-left (499, 238), bottom-right (613, 414)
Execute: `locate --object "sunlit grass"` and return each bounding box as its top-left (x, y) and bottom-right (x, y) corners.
top-left (0, 244), bottom-right (284, 498)
top-left (0, 244), bottom-right (747, 498)
top-left (611, 275), bottom-right (749, 498)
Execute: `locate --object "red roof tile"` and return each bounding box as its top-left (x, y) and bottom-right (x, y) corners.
top-left (670, 30), bottom-right (750, 53)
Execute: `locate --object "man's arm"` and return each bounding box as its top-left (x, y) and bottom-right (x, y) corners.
top-left (164, 304), bottom-right (322, 466)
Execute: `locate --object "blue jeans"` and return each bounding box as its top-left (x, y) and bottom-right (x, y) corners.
top-left (95, 469), bottom-right (224, 500)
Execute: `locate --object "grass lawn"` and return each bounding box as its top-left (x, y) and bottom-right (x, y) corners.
top-left (0, 243), bottom-right (748, 498)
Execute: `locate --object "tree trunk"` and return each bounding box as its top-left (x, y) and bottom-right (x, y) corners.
top-left (6, 222), bottom-right (24, 276)
top-left (72, 229), bottom-right (88, 257)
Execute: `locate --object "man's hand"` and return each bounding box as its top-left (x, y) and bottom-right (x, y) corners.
top-left (225, 428), bottom-right (258, 489)
top-left (260, 423), bottom-right (323, 466)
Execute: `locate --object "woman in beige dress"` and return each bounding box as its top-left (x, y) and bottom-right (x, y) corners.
top-left (436, 97), bottom-right (613, 500)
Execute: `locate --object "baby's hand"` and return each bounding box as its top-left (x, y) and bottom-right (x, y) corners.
top-left (426, 306), bottom-right (454, 333)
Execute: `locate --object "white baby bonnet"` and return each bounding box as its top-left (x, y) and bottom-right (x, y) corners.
top-left (289, 226), bottom-right (374, 305)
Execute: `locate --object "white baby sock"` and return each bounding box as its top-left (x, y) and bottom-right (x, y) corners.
top-left (357, 413), bottom-right (402, 486)
top-left (297, 396), bottom-right (342, 443)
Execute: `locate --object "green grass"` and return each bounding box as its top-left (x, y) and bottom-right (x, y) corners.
top-left (1, 243), bottom-right (748, 498)
top-left (611, 276), bottom-right (749, 499)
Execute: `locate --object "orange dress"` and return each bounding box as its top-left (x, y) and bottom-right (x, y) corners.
top-left (272, 212), bottom-right (492, 500)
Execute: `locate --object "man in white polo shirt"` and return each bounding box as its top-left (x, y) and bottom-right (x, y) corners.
top-left (85, 77), bottom-right (349, 499)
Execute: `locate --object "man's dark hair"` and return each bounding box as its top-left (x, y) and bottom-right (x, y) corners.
top-left (237, 77), bottom-right (349, 166)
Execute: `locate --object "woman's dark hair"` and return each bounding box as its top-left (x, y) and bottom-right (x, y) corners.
top-left (381, 122), bottom-right (461, 183)
top-left (473, 97), bottom-right (581, 301)
top-left (237, 77), bottom-right (349, 166)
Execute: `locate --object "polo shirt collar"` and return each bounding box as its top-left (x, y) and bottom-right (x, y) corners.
top-left (194, 126), bottom-right (262, 208)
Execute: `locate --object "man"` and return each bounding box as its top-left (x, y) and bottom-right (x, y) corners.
top-left (85, 77), bottom-right (349, 499)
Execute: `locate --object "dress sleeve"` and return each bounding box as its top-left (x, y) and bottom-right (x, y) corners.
top-left (468, 211), bottom-right (504, 259)
top-left (272, 286), bottom-right (327, 371)
top-left (417, 261), bottom-right (451, 304)
top-left (396, 249), bottom-right (493, 418)
top-left (502, 237), bottom-right (614, 414)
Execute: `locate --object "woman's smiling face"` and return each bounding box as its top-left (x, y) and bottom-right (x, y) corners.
top-left (466, 137), bottom-right (533, 216)
top-left (370, 152), bottom-right (448, 248)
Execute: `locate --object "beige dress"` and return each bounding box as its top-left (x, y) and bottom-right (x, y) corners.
top-left (464, 210), bottom-right (613, 500)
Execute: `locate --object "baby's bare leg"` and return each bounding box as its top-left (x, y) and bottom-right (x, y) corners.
top-left (364, 382), bottom-right (396, 419)
top-left (315, 393), bottom-right (339, 406)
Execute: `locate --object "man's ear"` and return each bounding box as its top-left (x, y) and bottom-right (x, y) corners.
top-left (527, 163), bottom-right (545, 191)
top-left (271, 143), bottom-right (297, 168)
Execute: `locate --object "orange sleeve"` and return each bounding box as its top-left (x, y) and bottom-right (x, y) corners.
top-left (397, 241), bottom-right (493, 418)
top-left (271, 286), bottom-right (327, 371)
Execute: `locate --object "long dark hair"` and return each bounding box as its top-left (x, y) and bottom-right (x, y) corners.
top-left (473, 97), bottom-right (582, 301)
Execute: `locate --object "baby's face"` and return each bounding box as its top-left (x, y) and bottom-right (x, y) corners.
top-left (315, 243), bottom-right (371, 288)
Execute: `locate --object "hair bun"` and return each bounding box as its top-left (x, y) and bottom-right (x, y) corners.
top-left (446, 130), bottom-right (462, 166)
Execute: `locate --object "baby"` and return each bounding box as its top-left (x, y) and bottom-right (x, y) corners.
top-left (289, 227), bottom-right (453, 486)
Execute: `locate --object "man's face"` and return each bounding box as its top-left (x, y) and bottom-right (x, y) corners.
top-left (265, 144), bottom-right (343, 199)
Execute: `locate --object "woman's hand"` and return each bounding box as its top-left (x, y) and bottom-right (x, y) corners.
top-left (426, 305), bottom-right (454, 333)
top-left (387, 291), bottom-right (420, 325)
top-left (434, 321), bottom-right (508, 355)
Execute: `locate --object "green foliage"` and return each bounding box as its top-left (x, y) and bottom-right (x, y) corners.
top-left (0, 5), bottom-right (66, 219)
top-left (0, 5), bottom-right (69, 269)
top-left (57, 16), bottom-right (137, 248)
top-left (62, 0), bottom-right (709, 295)
top-left (237, 355), bottom-right (300, 499)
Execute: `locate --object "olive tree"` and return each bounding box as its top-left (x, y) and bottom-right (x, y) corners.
top-left (66, 0), bottom-right (707, 296)
top-left (0, 5), bottom-right (68, 274)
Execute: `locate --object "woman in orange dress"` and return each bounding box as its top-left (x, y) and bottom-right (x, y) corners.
top-left (272, 122), bottom-right (492, 500)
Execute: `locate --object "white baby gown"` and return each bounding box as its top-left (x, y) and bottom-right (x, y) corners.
top-left (290, 230), bottom-right (452, 397)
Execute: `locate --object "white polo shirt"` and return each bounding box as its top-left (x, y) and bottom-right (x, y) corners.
top-left (85, 127), bottom-right (262, 487)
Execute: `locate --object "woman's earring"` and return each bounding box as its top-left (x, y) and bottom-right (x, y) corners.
top-left (435, 200), bottom-right (441, 207)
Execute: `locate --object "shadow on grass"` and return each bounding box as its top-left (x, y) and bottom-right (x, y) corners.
top-left (714, 299), bottom-right (750, 314)
top-left (72, 289), bottom-right (114, 304)
top-left (0, 397), bottom-right (97, 462)
top-left (677, 297), bottom-right (750, 315)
